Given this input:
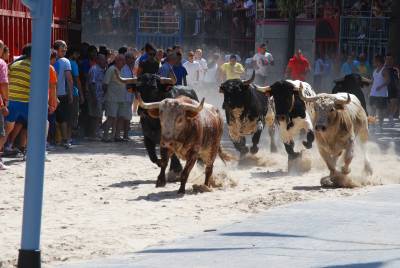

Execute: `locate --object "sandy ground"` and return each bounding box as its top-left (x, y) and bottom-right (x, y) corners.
top-left (1, 113), bottom-right (399, 268)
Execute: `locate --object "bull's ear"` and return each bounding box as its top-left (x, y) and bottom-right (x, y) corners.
top-left (147, 109), bottom-right (160, 119)
top-left (334, 104), bottom-right (345, 110)
top-left (185, 110), bottom-right (199, 119)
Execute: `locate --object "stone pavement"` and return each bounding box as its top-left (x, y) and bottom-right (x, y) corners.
top-left (58, 185), bottom-right (400, 268)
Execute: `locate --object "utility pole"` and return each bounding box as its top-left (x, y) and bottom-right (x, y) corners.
top-left (17, 0), bottom-right (53, 267)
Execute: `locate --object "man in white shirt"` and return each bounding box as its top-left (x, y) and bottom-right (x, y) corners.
top-left (252, 43), bottom-right (274, 86)
top-left (195, 49), bottom-right (208, 82)
top-left (183, 51), bottom-right (201, 87)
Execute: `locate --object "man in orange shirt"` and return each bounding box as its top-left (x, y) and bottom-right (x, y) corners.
top-left (285, 49), bottom-right (310, 81)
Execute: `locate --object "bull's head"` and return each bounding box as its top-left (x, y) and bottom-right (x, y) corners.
top-left (114, 70), bottom-right (176, 103)
top-left (137, 95), bottom-right (205, 149)
top-left (334, 74), bottom-right (372, 90)
top-left (300, 90), bottom-right (351, 132)
top-left (219, 71), bottom-right (255, 108)
top-left (256, 80), bottom-right (299, 123)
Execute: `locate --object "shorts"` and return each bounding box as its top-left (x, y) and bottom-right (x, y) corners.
top-left (105, 101), bottom-right (132, 120)
top-left (87, 94), bottom-right (103, 118)
top-left (56, 95), bottom-right (73, 124)
top-left (369, 96), bottom-right (387, 110)
top-left (5, 100), bottom-right (29, 123)
top-left (0, 112), bottom-right (4, 137)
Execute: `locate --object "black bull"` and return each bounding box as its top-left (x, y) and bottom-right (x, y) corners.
top-left (119, 73), bottom-right (198, 173)
top-left (220, 78), bottom-right (277, 157)
top-left (332, 73), bottom-right (370, 115)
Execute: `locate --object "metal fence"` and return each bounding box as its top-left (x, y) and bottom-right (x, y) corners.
top-left (136, 10), bottom-right (182, 49)
top-left (339, 16), bottom-right (390, 58)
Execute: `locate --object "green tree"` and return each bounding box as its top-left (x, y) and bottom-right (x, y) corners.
top-left (276, 0), bottom-right (305, 62)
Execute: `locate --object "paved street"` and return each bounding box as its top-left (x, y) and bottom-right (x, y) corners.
top-left (58, 185), bottom-right (400, 268)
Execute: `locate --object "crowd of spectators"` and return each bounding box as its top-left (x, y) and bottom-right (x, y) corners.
top-left (0, 38), bottom-right (276, 171)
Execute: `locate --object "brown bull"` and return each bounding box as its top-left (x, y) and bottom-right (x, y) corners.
top-left (300, 86), bottom-right (373, 187)
top-left (138, 95), bottom-right (233, 194)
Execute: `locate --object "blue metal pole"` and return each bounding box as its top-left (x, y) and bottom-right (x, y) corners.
top-left (17, 0), bottom-right (53, 267)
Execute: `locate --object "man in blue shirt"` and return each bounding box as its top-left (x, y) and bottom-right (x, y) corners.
top-left (173, 52), bottom-right (188, 86)
top-left (341, 55), bottom-right (356, 76)
top-left (159, 53), bottom-right (177, 80)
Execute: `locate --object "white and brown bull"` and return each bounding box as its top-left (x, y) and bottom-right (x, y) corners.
top-left (299, 87), bottom-right (373, 187)
top-left (138, 95), bottom-right (233, 194)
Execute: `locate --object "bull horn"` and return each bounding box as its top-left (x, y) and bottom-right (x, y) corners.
top-left (299, 83), bottom-right (319, 103)
top-left (114, 69), bottom-right (137, 84)
top-left (256, 85), bottom-right (271, 93)
top-left (242, 70), bottom-right (255, 86)
top-left (160, 77), bottom-right (174, 85)
top-left (182, 98), bottom-right (205, 113)
top-left (137, 94), bottom-right (161, 110)
top-left (334, 93), bottom-right (351, 105)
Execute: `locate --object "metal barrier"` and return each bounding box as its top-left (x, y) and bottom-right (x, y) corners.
top-left (135, 10), bottom-right (182, 48)
top-left (339, 16), bottom-right (390, 57)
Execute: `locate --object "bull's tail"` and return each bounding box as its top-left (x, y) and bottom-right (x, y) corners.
top-left (218, 146), bottom-right (237, 165)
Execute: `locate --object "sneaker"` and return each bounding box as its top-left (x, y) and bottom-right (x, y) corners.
top-left (63, 142), bottom-right (72, 149)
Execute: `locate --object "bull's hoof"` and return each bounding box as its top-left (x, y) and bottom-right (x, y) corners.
top-left (250, 146), bottom-right (259, 155)
top-left (302, 141), bottom-right (312, 149)
top-left (156, 177), bottom-right (166, 188)
top-left (240, 146), bottom-right (249, 155)
top-left (320, 176), bottom-right (337, 188)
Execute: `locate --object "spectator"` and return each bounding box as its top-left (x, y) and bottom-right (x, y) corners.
top-left (341, 55), bottom-right (356, 76)
top-left (1, 46), bottom-right (9, 62)
top-left (253, 43), bottom-right (274, 85)
top-left (102, 54), bottom-right (127, 142)
top-left (384, 54), bottom-right (400, 127)
top-left (204, 53), bottom-right (220, 86)
top-left (195, 49), bottom-right (208, 82)
top-left (159, 52), bottom-right (177, 81)
top-left (354, 53), bottom-right (372, 77)
top-left (370, 54), bottom-right (388, 130)
top-left (286, 49), bottom-right (311, 81)
top-left (0, 44), bottom-right (32, 170)
top-left (183, 51), bottom-right (201, 87)
top-left (314, 52), bottom-right (325, 90)
top-left (47, 50), bottom-right (59, 147)
top-left (156, 49), bottom-right (164, 64)
top-left (173, 52), bottom-right (188, 86)
top-left (119, 52), bottom-right (136, 141)
top-left (54, 40), bottom-right (74, 149)
top-left (67, 47), bottom-right (85, 139)
top-left (219, 54), bottom-right (245, 81)
top-left (0, 40), bottom-right (9, 170)
top-left (87, 54), bottom-right (107, 139)
top-left (137, 45), bottom-right (159, 76)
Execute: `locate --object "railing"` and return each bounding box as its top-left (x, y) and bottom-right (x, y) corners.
top-left (255, 0), bottom-right (316, 20)
top-left (339, 16), bottom-right (390, 59)
top-left (138, 10), bottom-right (180, 34)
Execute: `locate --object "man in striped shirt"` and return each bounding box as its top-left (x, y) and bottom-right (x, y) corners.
top-left (0, 45), bottom-right (32, 169)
